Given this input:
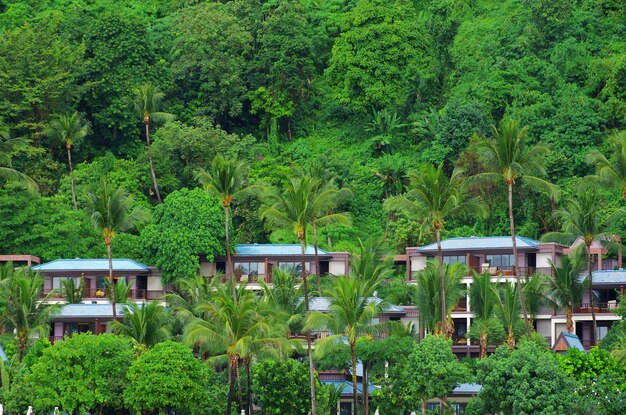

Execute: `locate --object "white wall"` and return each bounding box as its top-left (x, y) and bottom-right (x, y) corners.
top-left (329, 260), bottom-right (346, 276)
top-left (147, 276), bottom-right (163, 291)
top-left (411, 256), bottom-right (427, 272)
top-left (200, 261), bottom-right (216, 276)
top-left (536, 253), bottom-right (555, 268)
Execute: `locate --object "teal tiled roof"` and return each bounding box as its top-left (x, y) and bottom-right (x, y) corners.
top-left (589, 270), bottom-right (626, 285)
top-left (236, 244), bottom-right (329, 256)
top-left (33, 258), bottom-right (149, 273)
top-left (417, 236), bottom-right (540, 252)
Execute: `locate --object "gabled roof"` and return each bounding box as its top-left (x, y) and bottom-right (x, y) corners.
top-left (552, 332), bottom-right (585, 353)
top-left (33, 258), bottom-right (149, 273)
top-left (55, 303), bottom-right (125, 319)
top-left (416, 236), bottom-right (540, 252)
top-left (453, 383), bottom-right (482, 394)
top-left (308, 297), bottom-right (406, 315)
top-left (589, 270), bottom-right (626, 285)
top-left (235, 244), bottom-right (329, 256)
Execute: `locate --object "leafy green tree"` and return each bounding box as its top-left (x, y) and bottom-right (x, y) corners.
top-left (542, 192), bottom-right (624, 345)
top-left (24, 333), bottom-right (135, 415)
top-left (86, 181), bottom-right (150, 321)
top-left (327, 0), bottom-right (422, 109)
top-left (253, 359), bottom-right (317, 415)
top-left (494, 282), bottom-right (524, 349)
top-left (0, 119), bottom-right (37, 190)
top-left (171, 2), bottom-right (252, 120)
top-left (307, 275), bottom-right (388, 415)
top-left (195, 156), bottom-right (257, 302)
top-left (0, 19), bottom-right (84, 140)
top-left (469, 271), bottom-right (504, 358)
top-left (545, 256), bottom-right (587, 333)
top-left (365, 108), bottom-right (408, 153)
top-left (472, 118), bottom-right (557, 337)
top-left (124, 341), bottom-right (216, 415)
top-left (46, 112), bottom-right (90, 209)
top-left (404, 335), bottom-right (468, 415)
top-left (141, 188), bottom-right (224, 284)
top-left (110, 302), bottom-right (171, 348)
top-left (261, 173), bottom-right (350, 415)
top-left (131, 84), bottom-right (175, 204)
top-left (387, 163), bottom-right (483, 338)
top-left (184, 286), bottom-right (293, 415)
top-left (472, 341), bottom-right (576, 415)
top-left (586, 131), bottom-right (626, 198)
top-left (374, 153), bottom-right (409, 241)
top-left (0, 266), bottom-right (59, 360)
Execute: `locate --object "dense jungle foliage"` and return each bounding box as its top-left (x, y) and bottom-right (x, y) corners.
top-left (1, 0), bottom-right (625, 262)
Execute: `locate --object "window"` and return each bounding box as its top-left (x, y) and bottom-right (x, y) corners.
top-left (427, 403), bottom-right (440, 411)
top-left (52, 277), bottom-right (81, 290)
top-left (451, 403), bottom-right (467, 415)
top-left (486, 254), bottom-right (515, 268)
top-left (233, 262), bottom-right (266, 275)
top-left (339, 402), bottom-right (352, 415)
top-left (443, 255), bottom-right (467, 265)
top-left (278, 262), bottom-right (310, 274)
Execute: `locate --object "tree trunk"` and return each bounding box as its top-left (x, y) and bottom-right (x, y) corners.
top-left (384, 211), bottom-right (390, 242)
top-left (587, 246), bottom-right (597, 346)
top-left (363, 361), bottom-right (369, 415)
top-left (246, 359), bottom-right (252, 415)
top-left (17, 330), bottom-right (27, 361)
top-left (225, 205), bottom-right (237, 305)
top-left (507, 326), bottom-right (515, 349)
top-left (436, 227), bottom-right (447, 338)
top-left (508, 181), bottom-right (531, 337)
top-left (145, 121), bottom-right (162, 203)
top-left (226, 360), bottom-right (235, 415)
top-left (107, 241), bottom-right (117, 322)
top-left (67, 144), bottom-right (77, 210)
top-left (480, 327), bottom-right (487, 359)
top-left (287, 118), bottom-right (293, 141)
top-left (351, 342), bottom-right (358, 415)
top-left (422, 399), bottom-right (427, 415)
top-left (301, 237), bottom-right (317, 415)
top-left (314, 222), bottom-right (321, 294)
top-left (566, 307), bottom-right (574, 334)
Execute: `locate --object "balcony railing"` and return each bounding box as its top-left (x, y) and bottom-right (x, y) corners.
top-left (452, 299), bottom-right (468, 312)
top-left (573, 302), bottom-right (619, 314)
top-left (43, 288), bottom-right (166, 300)
top-left (467, 266), bottom-right (554, 278)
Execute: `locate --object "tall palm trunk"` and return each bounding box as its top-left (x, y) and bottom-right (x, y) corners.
top-left (363, 361), bottom-right (370, 415)
top-left (67, 144), bottom-right (77, 210)
top-left (350, 342), bottom-right (358, 415)
top-left (566, 307), bottom-right (574, 334)
top-left (436, 227), bottom-right (447, 338)
top-left (507, 326), bottom-right (515, 349)
top-left (144, 119), bottom-right (162, 204)
top-left (17, 329), bottom-right (27, 361)
top-left (508, 181), bottom-right (531, 337)
top-left (301, 237), bottom-right (317, 415)
top-left (246, 360), bottom-right (253, 415)
top-left (479, 326), bottom-right (488, 359)
top-left (106, 241), bottom-right (118, 322)
top-left (226, 359), bottom-right (236, 415)
top-left (225, 205), bottom-right (237, 305)
top-left (314, 222), bottom-right (321, 293)
top-left (587, 246), bottom-right (597, 346)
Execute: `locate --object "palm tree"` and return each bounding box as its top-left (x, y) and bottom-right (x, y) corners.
top-left (86, 181), bottom-right (150, 321)
top-left (493, 282), bottom-right (522, 349)
top-left (306, 276), bottom-right (389, 415)
top-left (586, 131), bottom-right (626, 198)
top-left (0, 266), bottom-right (59, 360)
top-left (374, 153), bottom-right (409, 241)
top-left (469, 271), bottom-right (503, 358)
top-left (110, 302), bottom-right (171, 347)
top-left (196, 156), bottom-right (258, 304)
top-left (472, 118), bottom-right (557, 337)
top-left (523, 273), bottom-right (548, 328)
top-left (184, 286), bottom-right (294, 415)
top-left (131, 84), bottom-right (175, 203)
top-left (545, 256), bottom-right (587, 334)
top-left (60, 278), bottom-right (84, 304)
top-left (542, 192), bottom-right (623, 345)
top-left (46, 112), bottom-right (90, 209)
top-left (260, 268), bottom-right (304, 334)
top-left (261, 174), bottom-right (351, 415)
top-left (414, 261), bottom-right (466, 336)
top-left (0, 118), bottom-right (37, 191)
top-left (386, 163), bottom-right (484, 338)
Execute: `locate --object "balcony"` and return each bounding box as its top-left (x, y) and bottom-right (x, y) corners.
top-left (573, 302), bottom-right (620, 314)
top-left (452, 298), bottom-right (468, 312)
top-left (43, 288), bottom-right (166, 301)
top-left (467, 266), bottom-right (554, 278)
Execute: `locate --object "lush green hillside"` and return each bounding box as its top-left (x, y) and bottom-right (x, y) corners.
top-left (1, 0), bottom-right (625, 261)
